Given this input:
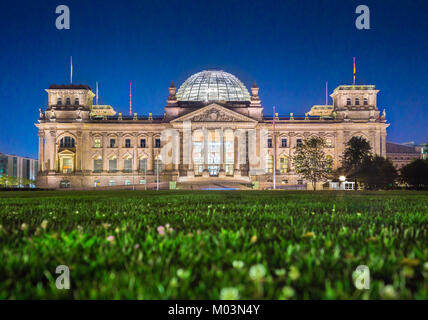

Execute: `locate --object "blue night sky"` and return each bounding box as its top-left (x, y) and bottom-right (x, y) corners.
top-left (0, 0), bottom-right (427, 159)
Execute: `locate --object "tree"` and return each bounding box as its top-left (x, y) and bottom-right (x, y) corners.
top-left (293, 136), bottom-right (333, 190)
top-left (342, 136), bottom-right (373, 190)
top-left (359, 156), bottom-right (398, 190)
top-left (400, 159), bottom-right (428, 188)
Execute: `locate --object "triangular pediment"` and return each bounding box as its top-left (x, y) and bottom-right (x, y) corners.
top-left (170, 104), bottom-right (258, 123)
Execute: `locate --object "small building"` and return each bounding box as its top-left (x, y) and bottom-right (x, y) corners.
top-left (0, 152), bottom-right (38, 187)
top-left (386, 142), bottom-right (421, 171)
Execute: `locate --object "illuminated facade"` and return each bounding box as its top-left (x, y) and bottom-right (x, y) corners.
top-left (36, 70), bottom-right (388, 189)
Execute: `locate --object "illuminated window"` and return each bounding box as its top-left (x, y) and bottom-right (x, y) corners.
top-left (94, 139), bottom-right (101, 148)
top-left (109, 180), bottom-right (115, 186)
top-left (62, 157), bottom-right (73, 173)
top-left (60, 180), bottom-right (70, 188)
top-left (326, 139), bottom-right (332, 147)
top-left (125, 180), bottom-right (131, 185)
top-left (124, 159), bottom-right (132, 172)
top-left (93, 159), bottom-right (102, 172)
top-left (154, 158), bottom-right (163, 173)
top-left (109, 159), bottom-right (117, 172)
top-left (280, 155), bottom-right (288, 173)
top-left (139, 159), bottom-right (147, 172)
top-left (265, 154), bottom-right (273, 173)
top-left (326, 155), bottom-right (333, 169)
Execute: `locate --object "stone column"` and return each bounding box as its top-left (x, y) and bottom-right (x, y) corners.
top-left (47, 130), bottom-right (56, 172)
top-left (381, 131), bottom-right (387, 157)
top-left (38, 131), bottom-right (44, 172)
top-left (233, 130), bottom-right (240, 176)
top-left (203, 129), bottom-right (209, 176)
top-left (219, 129), bottom-right (225, 176)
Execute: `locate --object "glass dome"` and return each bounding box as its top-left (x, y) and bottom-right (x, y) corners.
top-left (176, 70), bottom-right (250, 102)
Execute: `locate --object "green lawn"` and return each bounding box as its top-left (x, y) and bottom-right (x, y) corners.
top-left (0, 190), bottom-right (427, 299)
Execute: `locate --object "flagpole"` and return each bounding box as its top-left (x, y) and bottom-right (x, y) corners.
top-left (273, 106), bottom-right (276, 190)
top-left (353, 57), bottom-right (356, 85)
top-left (96, 81), bottom-right (99, 105)
top-left (325, 82), bottom-right (328, 105)
top-left (129, 82), bottom-right (132, 115)
top-left (70, 56), bottom-right (73, 84)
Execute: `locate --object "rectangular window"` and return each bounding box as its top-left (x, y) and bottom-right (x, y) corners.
top-left (296, 139), bottom-right (302, 146)
top-left (110, 139), bottom-right (116, 148)
top-left (139, 179), bottom-right (146, 185)
top-left (124, 159), bottom-right (132, 172)
top-left (13, 157), bottom-right (17, 177)
top-left (346, 98), bottom-right (351, 105)
top-left (93, 159), bottom-right (102, 172)
top-left (280, 157), bottom-right (288, 173)
top-left (364, 98), bottom-right (368, 105)
top-left (94, 139), bottom-right (101, 148)
top-left (155, 138), bottom-right (161, 148)
top-left (326, 139), bottom-right (332, 147)
top-left (125, 139), bottom-right (131, 148)
top-left (139, 159), bottom-right (147, 172)
top-left (109, 159), bottom-right (117, 172)
top-left (109, 180), bottom-right (115, 187)
top-left (125, 180), bottom-right (131, 185)
top-left (281, 138), bottom-right (287, 148)
top-left (297, 179), bottom-right (303, 185)
top-left (62, 157), bottom-right (73, 173)
top-left (267, 138), bottom-right (273, 148)
top-left (140, 139), bottom-right (146, 148)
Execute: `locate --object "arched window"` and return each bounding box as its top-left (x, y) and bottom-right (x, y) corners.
top-left (66, 97), bottom-right (71, 105)
top-left (346, 98), bottom-right (351, 105)
top-left (280, 155), bottom-right (288, 173)
top-left (355, 98), bottom-right (360, 105)
top-left (74, 98), bottom-right (79, 105)
top-left (364, 98), bottom-right (368, 105)
top-left (60, 136), bottom-right (75, 148)
top-left (57, 98), bottom-right (62, 105)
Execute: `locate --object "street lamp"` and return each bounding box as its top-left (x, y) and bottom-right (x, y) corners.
top-left (339, 175), bottom-right (346, 182)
